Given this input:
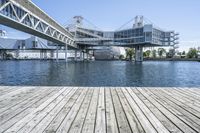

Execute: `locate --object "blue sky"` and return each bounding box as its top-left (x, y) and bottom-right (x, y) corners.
top-left (1, 0), bottom-right (200, 51)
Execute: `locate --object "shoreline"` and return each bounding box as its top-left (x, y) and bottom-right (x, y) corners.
top-left (144, 58), bottom-right (200, 62)
top-left (0, 58), bottom-right (200, 62)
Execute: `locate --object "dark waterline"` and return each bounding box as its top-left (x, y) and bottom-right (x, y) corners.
top-left (0, 60), bottom-right (200, 87)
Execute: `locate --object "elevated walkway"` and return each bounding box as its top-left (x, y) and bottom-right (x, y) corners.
top-left (0, 0), bottom-right (77, 49)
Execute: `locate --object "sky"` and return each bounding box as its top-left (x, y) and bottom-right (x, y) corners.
top-left (1, 0), bottom-right (200, 51)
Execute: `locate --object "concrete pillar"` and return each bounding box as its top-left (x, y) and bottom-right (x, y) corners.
top-left (86, 50), bottom-right (89, 60)
top-left (83, 51), bottom-right (85, 60)
top-left (74, 50), bottom-right (77, 61)
top-left (0, 50), bottom-right (2, 59)
top-left (65, 45), bottom-right (68, 62)
top-left (79, 50), bottom-right (82, 60)
top-left (44, 50), bottom-right (47, 59)
top-left (93, 50), bottom-right (95, 56)
top-left (56, 44), bottom-right (58, 61)
top-left (15, 50), bottom-right (19, 59)
top-left (40, 50), bottom-right (42, 60)
top-left (135, 45), bottom-right (143, 62)
top-left (50, 50), bottom-right (54, 59)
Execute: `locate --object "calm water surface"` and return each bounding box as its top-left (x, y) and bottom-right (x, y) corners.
top-left (0, 60), bottom-right (200, 87)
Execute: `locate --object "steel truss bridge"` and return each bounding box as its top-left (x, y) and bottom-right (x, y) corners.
top-left (0, 0), bottom-right (76, 49)
top-left (0, 0), bottom-right (179, 61)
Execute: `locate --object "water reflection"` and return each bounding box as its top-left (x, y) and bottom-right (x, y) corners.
top-left (0, 60), bottom-right (199, 87)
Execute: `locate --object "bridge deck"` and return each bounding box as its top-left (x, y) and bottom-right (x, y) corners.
top-left (0, 86), bottom-right (200, 133)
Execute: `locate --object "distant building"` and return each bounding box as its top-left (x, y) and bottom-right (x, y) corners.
top-left (0, 30), bottom-right (6, 38)
top-left (0, 36), bottom-right (79, 60)
top-left (94, 46), bottom-right (123, 60)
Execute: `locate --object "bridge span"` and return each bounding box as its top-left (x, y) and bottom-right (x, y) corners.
top-left (0, 0), bottom-right (77, 50)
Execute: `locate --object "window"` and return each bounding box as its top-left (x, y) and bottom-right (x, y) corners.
top-left (32, 41), bottom-right (37, 48)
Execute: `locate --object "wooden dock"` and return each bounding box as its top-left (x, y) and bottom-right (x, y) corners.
top-left (0, 86), bottom-right (200, 133)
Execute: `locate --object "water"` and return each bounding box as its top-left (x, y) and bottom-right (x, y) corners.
top-left (0, 60), bottom-right (200, 87)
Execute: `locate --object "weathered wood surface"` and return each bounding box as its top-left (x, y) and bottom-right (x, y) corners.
top-left (0, 86), bottom-right (200, 133)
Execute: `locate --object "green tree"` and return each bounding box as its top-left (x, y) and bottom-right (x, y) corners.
top-left (126, 48), bottom-right (135, 60)
top-left (166, 48), bottom-right (175, 58)
top-left (187, 48), bottom-right (198, 58)
top-left (143, 50), bottom-right (151, 58)
top-left (152, 50), bottom-right (157, 58)
top-left (158, 48), bottom-right (166, 58)
top-left (182, 51), bottom-right (186, 55)
top-left (177, 52), bottom-right (182, 57)
top-left (119, 55), bottom-right (124, 60)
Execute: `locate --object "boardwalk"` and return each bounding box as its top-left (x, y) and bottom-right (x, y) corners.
top-left (0, 86), bottom-right (200, 133)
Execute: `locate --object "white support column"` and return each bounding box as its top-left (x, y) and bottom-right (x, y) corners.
top-left (65, 44), bottom-right (68, 62)
top-left (65, 45), bottom-right (68, 62)
top-left (86, 50), bottom-right (89, 60)
top-left (75, 50), bottom-right (77, 61)
top-left (79, 50), bottom-right (82, 60)
top-left (51, 50), bottom-right (54, 59)
top-left (44, 50), bottom-right (47, 59)
top-left (135, 45), bottom-right (143, 62)
top-left (40, 50), bottom-right (42, 60)
top-left (83, 51), bottom-right (85, 60)
top-left (15, 50), bottom-right (19, 59)
top-left (56, 44), bottom-right (58, 61)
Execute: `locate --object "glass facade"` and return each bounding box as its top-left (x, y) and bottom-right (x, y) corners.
top-left (75, 26), bottom-right (176, 46)
top-left (114, 28), bottom-right (144, 45)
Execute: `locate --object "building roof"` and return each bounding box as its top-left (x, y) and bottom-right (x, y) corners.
top-left (0, 36), bottom-right (57, 50)
top-left (0, 38), bottom-right (20, 50)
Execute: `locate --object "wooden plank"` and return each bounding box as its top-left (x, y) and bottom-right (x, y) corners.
top-left (142, 88), bottom-right (198, 133)
top-left (110, 88), bottom-right (132, 133)
top-left (0, 88), bottom-right (61, 133)
top-left (173, 88), bottom-right (200, 104)
top-left (121, 88), bottom-right (159, 133)
top-left (0, 87), bottom-right (199, 133)
top-left (17, 87), bottom-right (73, 133)
top-left (0, 86), bottom-right (17, 96)
top-left (4, 87), bottom-right (67, 133)
top-left (116, 88), bottom-right (145, 133)
top-left (105, 88), bottom-right (119, 133)
top-left (127, 88), bottom-right (170, 133)
top-left (0, 87), bottom-right (44, 114)
top-left (0, 87), bottom-right (52, 125)
top-left (44, 88), bottom-right (83, 133)
top-left (185, 88), bottom-right (200, 95)
top-left (56, 88), bottom-right (89, 133)
top-left (159, 88), bottom-right (200, 117)
top-left (81, 88), bottom-right (99, 133)
top-left (133, 88), bottom-right (182, 133)
top-left (94, 87), bottom-right (106, 133)
top-left (67, 89), bottom-right (94, 133)
top-left (28, 88), bottom-right (78, 133)
top-left (149, 88), bottom-right (200, 132)
top-left (0, 87), bottom-right (33, 101)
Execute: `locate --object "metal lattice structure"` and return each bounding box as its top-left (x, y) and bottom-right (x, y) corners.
top-left (71, 16), bottom-right (179, 47)
top-left (0, 0), bottom-right (77, 48)
top-left (66, 16), bottom-right (179, 61)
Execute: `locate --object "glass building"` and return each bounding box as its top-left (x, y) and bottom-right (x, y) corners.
top-left (71, 16), bottom-right (179, 61)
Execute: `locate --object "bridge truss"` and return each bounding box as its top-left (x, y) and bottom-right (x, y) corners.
top-left (0, 0), bottom-right (77, 49)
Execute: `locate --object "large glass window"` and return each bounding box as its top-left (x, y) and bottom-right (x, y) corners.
top-left (32, 41), bottom-right (37, 48)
